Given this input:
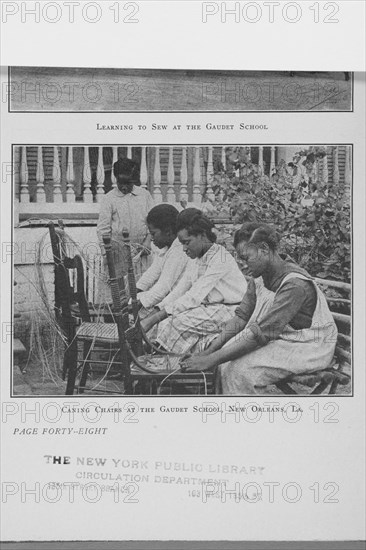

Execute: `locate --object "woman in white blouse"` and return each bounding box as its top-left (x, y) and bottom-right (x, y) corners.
top-left (140, 210), bottom-right (247, 356)
top-left (136, 204), bottom-right (190, 318)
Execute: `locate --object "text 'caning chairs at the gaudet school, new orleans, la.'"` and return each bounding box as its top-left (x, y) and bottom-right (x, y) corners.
top-left (49, 220), bottom-right (214, 395)
top-left (49, 220), bottom-right (351, 396)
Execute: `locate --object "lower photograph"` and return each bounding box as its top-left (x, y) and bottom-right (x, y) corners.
top-left (12, 143), bottom-right (352, 397)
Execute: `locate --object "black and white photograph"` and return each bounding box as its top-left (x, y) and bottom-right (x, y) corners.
top-left (13, 143), bottom-right (352, 397)
top-left (1, 2), bottom-right (365, 546)
top-left (9, 67), bottom-right (353, 112)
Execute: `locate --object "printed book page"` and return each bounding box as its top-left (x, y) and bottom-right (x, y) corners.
top-left (0, 1), bottom-right (365, 548)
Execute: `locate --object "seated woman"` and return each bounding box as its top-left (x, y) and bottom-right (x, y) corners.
top-left (140, 210), bottom-right (247, 356)
top-left (182, 222), bottom-right (337, 394)
top-left (136, 204), bottom-right (190, 315)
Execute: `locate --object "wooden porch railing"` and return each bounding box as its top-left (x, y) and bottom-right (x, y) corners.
top-left (14, 145), bottom-right (351, 223)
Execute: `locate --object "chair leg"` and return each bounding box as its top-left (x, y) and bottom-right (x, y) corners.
top-left (124, 370), bottom-right (133, 395)
top-left (275, 381), bottom-right (298, 395)
top-left (328, 379), bottom-right (339, 395)
top-left (78, 342), bottom-right (92, 394)
top-left (65, 340), bottom-right (78, 395)
top-left (311, 381), bottom-right (330, 394)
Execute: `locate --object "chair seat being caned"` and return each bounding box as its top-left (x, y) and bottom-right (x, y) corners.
top-left (76, 322), bottom-right (119, 343)
top-left (96, 230), bottom-right (214, 395)
top-left (76, 318), bottom-right (210, 387)
top-left (55, 227), bottom-right (213, 395)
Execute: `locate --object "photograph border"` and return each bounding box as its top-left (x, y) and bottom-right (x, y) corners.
top-left (7, 67), bottom-right (355, 114)
top-left (1, 540), bottom-right (365, 549)
top-left (10, 142), bottom-right (354, 399)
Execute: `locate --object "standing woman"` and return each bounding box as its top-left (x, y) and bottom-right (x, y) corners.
top-left (183, 222), bottom-right (337, 394)
top-left (97, 158), bottom-right (154, 300)
top-left (140, 210), bottom-right (247, 356)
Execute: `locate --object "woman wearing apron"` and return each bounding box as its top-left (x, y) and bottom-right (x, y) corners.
top-left (182, 222), bottom-right (337, 394)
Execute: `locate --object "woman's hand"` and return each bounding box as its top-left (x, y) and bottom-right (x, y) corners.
top-left (140, 315), bottom-right (157, 333)
top-left (140, 308), bottom-right (167, 333)
top-left (199, 341), bottom-right (219, 357)
top-left (179, 340), bottom-right (217, 365)
top-left (181, 354), bottom-right (218, 373)
top-left (179, 351), bottom-right (192, 364)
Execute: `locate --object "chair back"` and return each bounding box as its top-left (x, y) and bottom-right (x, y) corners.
top-left (102, 234), bottom-right (133, 390)
top-left (48, 221), bottom-right (92, 380)
top-left (122, 228), bottom-right (140, 321)
top-left (48, 221), bottom-right (91, 321)
top-left (102, 232), bottom-right (170, 384)
top-left (121, 228), bottom-right (144, 356)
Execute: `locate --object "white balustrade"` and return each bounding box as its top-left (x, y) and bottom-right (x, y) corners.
top-left (345, 146), bottom-right (351, 186)
top-left (140, 147), bottom-right (148, 190)
top-left (333, 146), bottom-right (340, 184)
top-left (153, 147), bottom-right (163, 201)
top-left (247, 146), bottom-right (252, 162)
top-left (66, 146), bottom-right (76, 203)
top-left (36, 146), bottom-right (46, 203)
top-left (258, 146), bottom-right (264, 174)
top-left (179, 147), bottom-right (188, 203)
top-left (17, 145), bottom-right (351, 218)
top-left (322, 151), bottom-right (329, 184)
top-left (20, 146), bottom-right (30, 203)
top-left (166, 147), bottom-right (176, 203)
top-left (314, 158), bottom-right (320, 185)
top-left (206, 146), bottom-right (215, 201)
top-left (111, 146), bottom-right (118, 189)
top-left (270, 146), bottom-right (276, 178)
top-left (82, 146), bottom-right (93, 203)
top-left (221, 147), bottom-right (226, 171)
top-left (96, 146), bottom-right (105, 202)
top-left (52, 146), bottom-right (62, 203)
top-left (193, 147), bottom-right (202, 204)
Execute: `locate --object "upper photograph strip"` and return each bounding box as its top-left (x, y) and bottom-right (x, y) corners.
top-left (9, 67), bottom-right (353, 113)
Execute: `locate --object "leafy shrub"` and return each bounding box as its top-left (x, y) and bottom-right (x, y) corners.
top-left (207, 148), bottom-right (351, 282)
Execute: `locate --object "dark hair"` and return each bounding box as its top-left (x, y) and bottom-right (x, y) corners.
top-left (176, 209), bottom-right (217, 243)
top-left (146, 204), bottom-right (179, 233)
top-left (113, 158), bottom-right (140, 183)
top-left (234, 223), bottom-right (279, 251)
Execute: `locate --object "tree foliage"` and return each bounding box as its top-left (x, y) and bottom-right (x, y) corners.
top-left (207, 147), bottom-right (351, 282)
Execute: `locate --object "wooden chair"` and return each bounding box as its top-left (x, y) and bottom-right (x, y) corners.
top-left (49, 221), bottom-right (122, 395)
top-left (274, 277), bottom-right (351, 395)
top-left (48, 221), bottom-right (110, 322)
top-left (119, 228), bottom-right (215, 395)
top-left (66, 229), bottom-right (214, 395)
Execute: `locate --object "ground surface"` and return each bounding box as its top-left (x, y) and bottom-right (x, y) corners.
top-left (13, 352), bottom-right (351, 397)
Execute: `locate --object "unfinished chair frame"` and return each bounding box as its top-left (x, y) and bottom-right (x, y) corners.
top-left (49, 221), bottom-right (123, 395)
top-left (100, 230), bottom-right (214, 395)
top-left (49, 221), bottom-right (92, 393)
